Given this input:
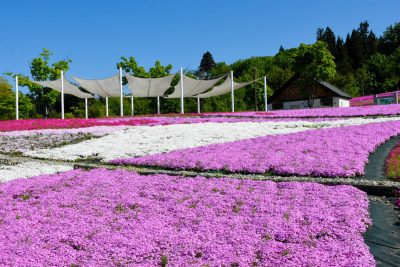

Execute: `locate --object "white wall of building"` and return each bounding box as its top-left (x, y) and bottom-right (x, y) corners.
top-left (337, 98), bottom-right (350, 107)
top-left (268, 97), bottom-right (350, 110)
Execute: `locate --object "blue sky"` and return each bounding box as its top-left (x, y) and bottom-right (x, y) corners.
top-left (1, 0), bottom-right (399, 81)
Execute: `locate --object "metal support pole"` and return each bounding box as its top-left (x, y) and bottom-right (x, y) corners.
top-left (85, 98), bottom-right (88, 119)
top-left (180, 67), bottom-right (184, 114)
top-left (105, 97), bottom-right (109, 117)
top-left (230, 70), bottom-right (234, 112)
top-left (119, 67), bottom-right (123, 117)
top-left (131, 95), bottom-right (134, 116)
top-left (264, 76), bottom-right (268, 112)
top-left (254, 71), bottom-right (258, 111)
top-left (61, 70), bottom-right (65, 119)
top-left (197, 97), bottom-right (201, 114)
top-left (157, 96), bottom-right (160, 114)
top-left (15, 76), bottom-right (19, 120)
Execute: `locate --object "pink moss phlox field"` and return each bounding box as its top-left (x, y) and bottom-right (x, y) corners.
top-left (0, 169), bottom-right (374, 266)
top-left (204, 104), bottom-right (400, 118)
top-left (113, 121), bottom-right (400, 177)
top-left (0, 117), bottom-right (337, 133)
top-left (0, 118), bottom-right (158, 132)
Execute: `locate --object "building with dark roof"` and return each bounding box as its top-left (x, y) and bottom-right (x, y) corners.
top-left (268, 74), bottom-right (351, 110)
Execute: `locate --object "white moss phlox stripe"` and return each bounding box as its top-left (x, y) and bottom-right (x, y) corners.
top-left (0, 162), bottom-right (73, 183)
top-left (24, 117), bottom-right (400, 162)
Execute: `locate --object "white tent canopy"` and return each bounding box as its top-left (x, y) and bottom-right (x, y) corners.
top-left (33, 77), bottom-right (94, 99)
top-left (72, 73), bottom-right (121, 97)
top-left (195, 75), bottom-right (256, 99)
top-left (166, 74), bottom-right (224, 98)
top-left (125, 74), bottom-right (175, 97)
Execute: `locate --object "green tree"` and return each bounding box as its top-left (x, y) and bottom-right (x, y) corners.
top-left (116, 57), bottom-right (177, 114)
top-left (379, 22), bottom-right (400, 55)
top-left (292, 41), bottom-right (336, 107)
top-left (230, 56), bottom-right (273, 110)
top-left (345, 21), bottom-right (378, 70)
top-left (30, 49), bottom-right (71, 117)
top-left (389, 47), bottom-right (400, 80)
top-left (0, 77), bottom-right (34, 119)
top-left (354, 65), bottom-right (374, 96)
top-left (335, 37), bottom-right (352, 74)
top-left (7, 48), bottom-right (71, 117)
top-left (316, 26), bottom-right (337, 57)
top-left (198, 51), bottom-right (216, 78)
top-left (365, 53), bottom-right (395, 93)
top-left (117, 56), bottom-right (147, 79)
top-left (209, 62), bottom-right (230, 77)
top-left (389, 47), bottom-right (400, 89)
top-left (148, 60), bottom-right (173, 78)
top-left (267, 66), bottom-right (293, 91)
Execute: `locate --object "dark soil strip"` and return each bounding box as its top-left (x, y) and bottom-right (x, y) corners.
top-left (363, 135), bottom-right (400, 180)
top-left (366, 197), bottom-right (400, 266)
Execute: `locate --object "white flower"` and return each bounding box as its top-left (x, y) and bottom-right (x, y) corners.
top-left (0, 162), bottom-right (73, 183)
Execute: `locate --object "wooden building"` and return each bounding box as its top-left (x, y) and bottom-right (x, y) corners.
top-left (268, 75), bottom-right (351, 110)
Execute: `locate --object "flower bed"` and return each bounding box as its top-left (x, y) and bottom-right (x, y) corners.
top-left (0, 116), bottom-right (322, 133)
top-left (0, 169), bottom-right (374, 266)
top-left (24, 118), bottom-right (398, 162)
top-left (203, 104), bottom-right (400, 118)
top-left (0, 125), bottom-right (129, 137)
top-left (386, 142), bottom-right (400, 180)
top-left (0, 162), bottom-right (72, 183)
top-left (0, 117), bottom-right (158, 132)
top-left (0, 133), bottom-right (97, 153)
top-left (113, 120), bottom-right (400, 177)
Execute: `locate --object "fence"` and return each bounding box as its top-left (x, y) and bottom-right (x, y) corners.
top-left (350, 91), bottom-right (400, 107)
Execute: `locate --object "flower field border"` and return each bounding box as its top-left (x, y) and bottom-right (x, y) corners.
top-left (386, 141), bottom-right (400, 180)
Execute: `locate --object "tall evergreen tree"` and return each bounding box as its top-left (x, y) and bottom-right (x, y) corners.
top-left (316, 27), bottom-right (337, 58)
top-left (198, 51), bottom-right (216, 78)
top-left (335, 37), bottom-right (352, 74)
top-left (345, 21), bottom-right (378, 70)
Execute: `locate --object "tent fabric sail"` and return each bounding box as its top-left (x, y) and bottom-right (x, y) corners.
top-left (72, 74), bottom-right (121, 97)
top-left (166, 74), bottom-right (225, 98)
top-left (125, 74), bottom-right (175, 97)
top-left (195, 76), bottom-right (256, 99)
top-left (33, 78), bottom-right (94, 99)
